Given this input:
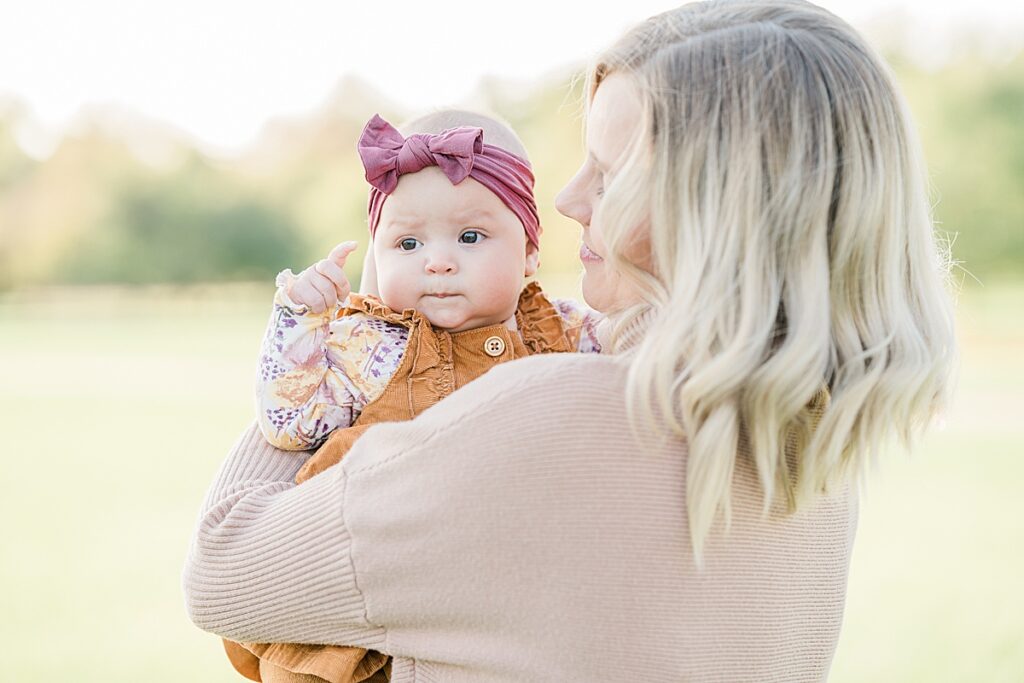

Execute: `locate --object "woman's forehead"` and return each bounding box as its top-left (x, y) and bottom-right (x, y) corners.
top-left (587, 73), bottom-right (643, 170)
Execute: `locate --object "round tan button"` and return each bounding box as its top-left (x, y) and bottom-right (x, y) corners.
top-left (484, 336), bottom-right (506, 357)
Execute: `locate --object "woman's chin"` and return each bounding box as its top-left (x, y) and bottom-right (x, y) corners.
top-left (581, 268), bottom-right (639, 314)
top-left (581, 272), bottom-right (611, 313)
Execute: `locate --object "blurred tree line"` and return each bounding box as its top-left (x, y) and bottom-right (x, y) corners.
top-left (0, 50), bottom-right (1021, 293)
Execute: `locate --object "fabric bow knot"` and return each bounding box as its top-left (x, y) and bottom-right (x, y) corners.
top-left (358, 114), bottom-right (483, 194)
top-left (356, 113), bottom-right (541, 248)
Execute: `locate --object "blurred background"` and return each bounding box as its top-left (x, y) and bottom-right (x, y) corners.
top-left (0, 1), bottom-right (1021, 681)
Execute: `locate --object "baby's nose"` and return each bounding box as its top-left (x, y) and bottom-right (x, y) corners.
top-left (425, 254), bottom-right (457, 274)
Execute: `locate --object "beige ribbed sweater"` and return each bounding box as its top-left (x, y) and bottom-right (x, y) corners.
top-left (183, 349), bottom-right (857, 683)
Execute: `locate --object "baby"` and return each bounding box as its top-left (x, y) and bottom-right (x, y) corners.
top-left (222, 111), bottom-right (602, 683)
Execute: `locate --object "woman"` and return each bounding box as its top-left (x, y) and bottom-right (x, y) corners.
top-left (183, 1), bottom-right (956, 681)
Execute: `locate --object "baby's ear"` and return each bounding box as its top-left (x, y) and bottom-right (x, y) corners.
top-left (524, 242), bottom-right (540, 277)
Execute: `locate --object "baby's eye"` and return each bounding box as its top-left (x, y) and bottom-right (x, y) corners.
top-left (459, 230), bottom-right (483, 244)
top-left (398, 238), bottom-right (421, 251)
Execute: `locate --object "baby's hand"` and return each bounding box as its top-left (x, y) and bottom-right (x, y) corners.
top-left (288, 241), bottom-right (358, 313)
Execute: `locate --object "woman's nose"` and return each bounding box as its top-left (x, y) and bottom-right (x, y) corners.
top-left (555, 170), bottom-right (592, 228)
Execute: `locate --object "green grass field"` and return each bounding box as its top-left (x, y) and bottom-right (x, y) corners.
top-left (1, 282), bottom-right (1021, 682)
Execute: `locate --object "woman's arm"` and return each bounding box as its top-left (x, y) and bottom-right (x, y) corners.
top-left (182, 352), bottom-right (601, 650)
top-left (182, 422), bottom-right (386, 650)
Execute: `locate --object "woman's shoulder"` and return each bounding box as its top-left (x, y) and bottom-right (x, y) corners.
top-left (339, 351), bottom-right (633, 483)
top-left (482, 350), bottom-right (623, 395)
top-left (410, 352), bottom-right (627, 435)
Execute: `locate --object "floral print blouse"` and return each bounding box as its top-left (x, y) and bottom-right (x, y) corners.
top-left (256, 269), bottom-right (603, 451)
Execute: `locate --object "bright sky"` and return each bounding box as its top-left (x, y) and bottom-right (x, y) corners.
top-left (1, 0), bottom-right (1021, 155)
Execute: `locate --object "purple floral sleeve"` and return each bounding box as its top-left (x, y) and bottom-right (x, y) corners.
top-left (255, 270), bottom-right (410, 451)
top-left (552, 298), bottom-right (603, 354)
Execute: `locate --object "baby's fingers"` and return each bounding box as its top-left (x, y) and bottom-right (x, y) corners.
top-left (327, 241), bottom-right (359, 267)
top-left (313, 258), bottom-right (351, 300)
top-left (290, 276), bottom-right (328, 313)
top-left (308, 270), bottom-right (343, 312)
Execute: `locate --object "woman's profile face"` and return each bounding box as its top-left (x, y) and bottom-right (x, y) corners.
top-left (555, 73), bottom-right (645, 313)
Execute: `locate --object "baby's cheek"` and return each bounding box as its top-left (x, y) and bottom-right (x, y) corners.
top-left (377, 269), bottom-right (416, 311)
top-left (478, 269), bottom-right (524, 313)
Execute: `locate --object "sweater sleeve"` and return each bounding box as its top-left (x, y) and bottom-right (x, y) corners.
top-left (181, 422), bottom-right (387, 650)
top-left (183, 354), bottom-right (592, 654)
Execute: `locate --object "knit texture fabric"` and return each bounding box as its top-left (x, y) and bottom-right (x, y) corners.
top-left (184, 349), bottom-right (857, 682)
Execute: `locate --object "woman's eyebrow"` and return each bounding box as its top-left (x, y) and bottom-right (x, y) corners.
top-left (588, 150), bottom-right (608, 172)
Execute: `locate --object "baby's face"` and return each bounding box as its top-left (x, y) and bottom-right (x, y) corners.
top-left (373, 167), bottom-right (539, 332)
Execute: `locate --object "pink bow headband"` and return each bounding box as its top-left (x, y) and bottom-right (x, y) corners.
top-left (357, 114), bottom-right (541, 248)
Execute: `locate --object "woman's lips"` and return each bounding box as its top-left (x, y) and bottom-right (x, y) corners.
top-left (579, 243), bottom-right (604, 263)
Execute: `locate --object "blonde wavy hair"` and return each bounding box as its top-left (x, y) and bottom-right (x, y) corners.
top-left (589, 0), bottom-right (958, 555)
